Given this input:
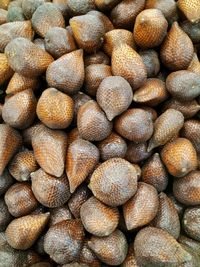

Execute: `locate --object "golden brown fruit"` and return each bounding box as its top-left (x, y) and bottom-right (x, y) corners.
top-left (125, 142), bottom-right (152, 163)
top-left (6, 73), bottom-right (38, 95)
top-left (97, 76), bottom-right (133, 121)
top-left (139, 50), bottom-right (160, 78)
top-left (111, 0), bottom-right (145, 29)
top-left (0, 198), bottom-right (12, 231)
top-left (22, 0), bottom-right (50, 19)
top-left (161, 138), bottom-right (198, 177)
top-left (141, 153), bottom-right (168, 192)
top-left (44, 27), bottom-right (77, 58)
top-left (0, 169), bottom-right (14, 196)
top-left (66, 139), bottom-right (99, 193)
top-left (166, 70), bottom-right (200, 102)
top-left (70, 13), bottom-right (105, 53)
top-left (73, 92), bottom-right (92, 122)
top-left (84, 51), bottom-right (110, 66)
top-left (122, 243), bottom-right (139, 267)
top-left (77, 100), bottom-right (113, 141)
top-left (37, 88), bottom-right (74, 129)
top-left (0, 20), bottom-right (33, 52)
top-left (67, 0), bottom-right (95, 16)
top-left (32, 125), bottom-right (67, 177)
top-left (114, 108), bottom-right (153, 142)
top-left (103, 29), bottom-right (135, 56)
top-left (0, 0), bottom-right (10, 10)
top-left (31, 3), bottom-right (65, 38)
top-left (79, 241), bottom-right (101, 267)
top-left (134, 227), bottom-right (192, 266)
top-left (182, 207), bottom-right (200, 241)
top-left (49, 205), bottom-right (73, 226)
top-left (160, 22), bottom-right (194, 70)
top-left (173, 171), bottom-right (200, 206)
top-left (6, 213), bottom-right (50, 250)
top-left (152, 192), bottom-right (180, 239)
top-left (162, 99), bottom-right (200, 119)
top-left (2, 89), bottom-right (37, 129)
top-left (95, 0), bottom-right (120, 10)
top-left (87, 10), bottom-right (114, 33)
top-left (5, 182), bottom-right (38, 217)
top-left (31, 168), bottom-right (71, 208)
top-left (5, 37), bottom-right (53, 77)
top-left (0, 124), bottom-right (22, 175)
top-left (148, 109), bottom-right (184, 151)
top-left (112, 44), bottom-right (147, 90)
top-left (0, 8), bottom-right (7, 25)
top-left (80, 196), bottom-right (119, 236)
top-left (187, 53), bottom-right (200, 75)
top-left (68, 184), bottom-right (92, 218)
top-left (178, 0), bottom-right (200, 23)
top-left (123, 182), bottom-right (158, 230)
top-left (88, 229), bottom-right (128, 266)
top-left (89, 158), bottom-right (138, 206)
top-left (181, 20), bottom-right (200, 44)
top-left (84, 64), bottom-right (112, 97)
top-left (134, 9), bottom-right (168, 48)
top-left (97, 132), bottom-right (127, 162)
top-left (46, 49), bottom-right (84, 95)
top-left (0, 53), bottom-right (13, 85)
top-left (133, 78), bottom-right (168, 106)
top-left (22, 122), bottom-right (43, 147)
top-left (44, 219), bottom-right (85, 264)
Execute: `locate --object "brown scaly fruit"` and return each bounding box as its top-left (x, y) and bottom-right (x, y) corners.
top-left (161, 138), bottom-right (198, 177)
top-left (112, 44), bottom-right (147, 90)
top-left (178, 0), bottom-right (200, 23)
top-left (5, 182), bottom-right (38, 217)
top-left (139, 49), bottom-right (160, 78)
top-left (22, 0), bottom-right (51, 20)
top-left (95, 0), bottom-right (121, 11)
top-left (123, 182), bottom-right (159, 230)
top-left (52, 0), bottom-right (70, 17)
top-left (84, 51), bottom-right (110, 66)
top-left (0, 53), bottom-right (14, 86)
top-left (160, 22), bottom-right (194, 70)
top-left (44, 219), bottom-right (85, 264)
top-left (5, 37), bottom-right (54, 77)
top-left (46, 49), bottom-right (84, 95)
top-left (89, 158), bottom-right (138, 206)
top-left (178, 235), bottom-right (200, 257)
top-left (0, 0), bottom-right (10, 10)
top-left (31, 168), bottom-right (71, 208)
top-left (32, 125), bottom-right (67, 177)
top-left (148, 109), bottom-right (184, 151)
top-left (0, 198), bottom-right (12, 231)
top-left (0, 169), bottom-right (14, 196)
top-left (122, 242), bottom-right (139, 267)
top-left (0, 124), bottom-right (22, 175)
top-left (125, 142), bottom-right (152, 164)
top-left (182, 207), bottom-right (200, 241)
top-left (5, 213), bottom-right (50, 250)
top-left (79, 240), bottom-right (101, 267)
top-left (187, 53), bottom-right (200, 75)
top-left (0, 8), bottom-right (7, 25)
top-left (67, 0), bottom-right (96, 16)
top-left (49, 205), bottom-right (73, 226)
top-left (36, 88), bottom-right (74, 129)
top-left (22, 122), bottom-right (43, 147)
top-left (2, 89), bottom-right (37, 129)
top-left (181, 20), bottom-right (200, 44)
top-left (33, 37), bottom-right (45, 50)
top-left (66, 139), bottom-right (99, 193)
top-left (73, 92), bottom-right (92, 122)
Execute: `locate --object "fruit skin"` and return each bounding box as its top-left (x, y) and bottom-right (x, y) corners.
top-left (0, 198), bottom-right (12, 231)
top-left (85, 51), bottom-right (110, 66)
top-left (125, 142), bottom-right (152, 164)
top-left (49, 205), bottom-right (73, 226)
top-left (7, 6), bottom-right (25, 22)
top-left (5, 37), bottom-right (53, 77)
top-left (0, 169), bottom-right (14, 196)
top-left (95, 0), bottom-right (121, 11)
top-left (181, 21), bottom-right (200, 44)
top-left (22, 0), bottom-right (50, 20)
top-left (178, 0), bottom-right (200, 23)
top-left (161, 138), bottom-right (198, 177)
top-left (0, 53), bottom-right (14, 85)
top-left (160, 22), bottom-right (194, 71)
top-left (79, 240), bottom-right (101, 267)
top-left (139, 50), bottom-right (160, 78)
top-left (182, 207), bottom-right (200, 241)
top-left (0, 8), bottom-right (7, 25)
top-left (67, 0), bottom-right (96, 16)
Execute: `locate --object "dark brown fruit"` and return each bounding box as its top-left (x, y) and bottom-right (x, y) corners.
top-left (0, 198), bottom-right (12, 231)
top-left (0, 169), bottom-right (14, 196)
top-left (44, 27), bottom-right (77, 58)
top-left (52, 0), bottom-right (70, 17)
top-left (46, 49), bottom-right (84, 95)
top-left (97, 132), bottom-right (127, 162)
top-left (168, 194), bottom-right (184, 219)
top-left (187, 53), bottom-right (200, 75)
top-left (95, 0), bottom-right (120, 11)
top-left (178, 0), bottom-right (200, 23)
top-left (80, 196), bottom-right (119, 236)
top-left (121, 243), bottom-right (139, 267)
top-left (33, 37), bottom-right (45, 50)
top-left (112, 44), bottom-right (147, 90)
top-left (5, 37), bottom-right (53, 77)
top-left (31, 263), bottom-right (53, 267)
top-left (88, 229), bottom-right (128, 266)
top-left (70, 13), bottom-right (105, 53)
top-left (139, 50), bottom-right (160, 78)
top-left (115, 108), bottom-right (153, 142)
top-left (181, 20), bottom-right (200, 44)
top-left (31, 168), bottom-right (71, 208)
top-left (84, 64), bottom-right (112, 97)
top-left (37, 88), bottom-right (74, 129)
top-left (160, 22), bottom-right (194, 70)
top-left (123, 182), bottom-right (158, 230)
top-left (67, 0), bottom-right (95, 16)
top-left (32, 125), bottom-right (67, 177)
top-left (77, 100), bottom-right (113, 141)
top-left (88, 10), bottom-right (114, 33)
top-left (0, 53), bottom-right (14, 85)
top-left (44, 219), bottom-right (85, 264)
top-left (125, 142), bottom-right (152, 164)
top-left (173, 171), bottom-right (200, 205)
top-left (89, 158), bottom-right (138, 206)
top-left (0, 124), bottom-right (22, 175)
top-left (73, 92), bottom-right (92, 122)
top-left (166, 70), bottom-right (200, 102)
top-left (2, 89), bottom-right (37, 129)
top-left (66, 139), bottom-right (99, 193)
top-left (134, 227), bottom-right (192, 266)
top-left (148, 109), bottom-right (184, 151)
top-left (182, 207), bottom-right (200, 241)
top-left (111, 0), bottom-right (145, 29)
top-left (103, 29), bottom-right (135, 56)
top-left (68, 184), bottom-right (92, 218)
top-left (31, 3), bottom-right (65, 38)
top-left (21, 0), bottom-right (49, 19)
top-left (141, 153), bottom-right (168, 192)
top-left (84, 51), bottom-right (110, 66)
top-left (22, 122), bottom-right (43, 147)
top-left (161, 138), bottom-right (198, 177)
top-left (5, 182), bottom-right (38, 217)
top-left (79, 241), bottom-right (101, 267)
top-left (6, 213), bottom-right (50, 250)
top-left (49, 205), bottom-right (73, 226)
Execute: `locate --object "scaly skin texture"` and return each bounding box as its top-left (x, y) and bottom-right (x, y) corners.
top-left (183, 207), bottom-right (200, 241)
top-left (178, 0), bottom-right (200, 23)
top-left (0, 53), bottom-right (13, 85)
